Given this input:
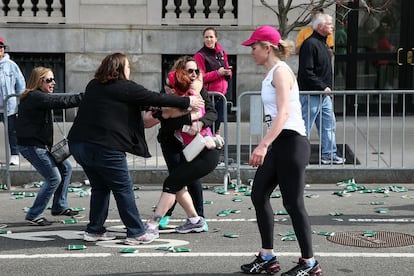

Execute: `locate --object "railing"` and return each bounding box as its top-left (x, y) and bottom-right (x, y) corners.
top-left (0, 0), bottom-right (65, 24)
top-left (162, 0), bottom-right (238, 25)
top-left (235, 90), bottom-right (414, 185)
top-left (0, 1), bottom-right (238, 25)
top-left (2, 90), bottom-right (414, 187)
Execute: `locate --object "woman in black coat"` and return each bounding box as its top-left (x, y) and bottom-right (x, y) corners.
top-left (17, 66), bottom-right (83, 226)
top-left (68, 52), bottom-right (204, 245)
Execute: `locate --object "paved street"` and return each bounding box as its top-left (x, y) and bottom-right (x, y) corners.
top-left (0, 181), bottom-right (413, 275)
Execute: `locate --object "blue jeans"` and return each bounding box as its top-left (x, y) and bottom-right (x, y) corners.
top-left (69, 141), bottom-right (145, 238)
top-left (18, 145), bottom-right (72, 220)
top-left (300, 95), bottom-right (337, 157)
top-left (1, 114), bottom-right (19, 155)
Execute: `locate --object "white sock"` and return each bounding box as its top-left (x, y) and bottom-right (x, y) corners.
top-left (188, 216), bottom-right (200, 224)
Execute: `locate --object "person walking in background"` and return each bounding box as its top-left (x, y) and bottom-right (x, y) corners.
top-left (68, 53), bottom-right (204, 245)
top-left (16, 66), bottom-right (82, 226)
top-left (298, 13), bottom-right (345, 165)
top-left (295, 8), bottom-right (334, 55)
top-left (0, 37), bottom-right (26, 166)
top-left (240, 25), bottom-right (322, 276)
top-left (194, 27), bottom-right (232, 135)
top-left (144, 66), bottom-right (221, 238)
top-left (145, 56), bottom-right (217, 230)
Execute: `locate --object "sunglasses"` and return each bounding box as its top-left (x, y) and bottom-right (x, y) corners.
top-left (0, 45), bottom-right (5, 49)
top-left (44, 78), bottom-right (55, 83)
top-left (187, 68), bottom-right (200, 75)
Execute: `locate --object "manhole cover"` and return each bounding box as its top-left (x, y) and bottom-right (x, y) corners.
top-left (327, 231), bottom-right (414, 248)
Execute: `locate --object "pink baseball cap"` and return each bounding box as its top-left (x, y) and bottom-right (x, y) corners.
top-left (0, 37), bottom-right (4, 45)
top-left (241, 25), bottom-right (281, 46)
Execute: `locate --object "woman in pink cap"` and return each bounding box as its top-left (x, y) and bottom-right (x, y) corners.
top-left (240, 26), bottom-right (322, 276)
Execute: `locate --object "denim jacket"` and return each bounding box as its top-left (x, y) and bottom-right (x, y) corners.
top-left (0, 53), bottom-right (26, 116)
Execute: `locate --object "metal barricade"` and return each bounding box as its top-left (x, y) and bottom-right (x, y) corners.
top-left (1, 94), bottom-right (19, 189)
top-left (235, 90), bottom-right (414, 186)
top-left (208, 91), bottom-right (232, 191)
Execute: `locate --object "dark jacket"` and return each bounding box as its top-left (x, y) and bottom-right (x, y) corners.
top-left (68, 79), bottom-right (190, 157)
top-left (297, 31), bottom-right (333, 91)
top-left (156, 88), bottom-right (217, 146)
top-left (16, 90), bottom-right (83, 148)
top-left (194, 42), bottom-right (231, 94)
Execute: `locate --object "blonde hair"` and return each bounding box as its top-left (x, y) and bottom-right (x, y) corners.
top-left (20, 66), bottom-right (52, 100)
top-left (257, 39), bottom-right (294, 60)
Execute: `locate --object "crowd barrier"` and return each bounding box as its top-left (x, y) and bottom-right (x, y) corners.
top-left (234, 90), bottom-right (414, 186)
top-left (0, 92), bottom-right (233, 189)
top-left (2, 90), bottom-right (414, 188)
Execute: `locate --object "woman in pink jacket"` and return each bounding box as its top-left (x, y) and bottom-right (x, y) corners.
top-left (194, 27), bottom-right (232, 135)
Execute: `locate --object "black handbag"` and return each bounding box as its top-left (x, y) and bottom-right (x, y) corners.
top-left (48, 112), bottom-right (71, 163)
top-left (49, 138), bottom-right (70, 163)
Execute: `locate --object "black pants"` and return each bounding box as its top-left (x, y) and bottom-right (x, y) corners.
top-left (251, 130), bottom-right (313, 258)
top-left (161, 141), bottom-right (218, 217)
top-left (162, 145), bottom-right (219, 195)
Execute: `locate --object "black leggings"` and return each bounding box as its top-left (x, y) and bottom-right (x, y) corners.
top-left (162, 147), bottom-right (219, 195)
top-left (161, 141), bottom-right (205, 217)
top-left (251, 130), bottom-right (313, 258)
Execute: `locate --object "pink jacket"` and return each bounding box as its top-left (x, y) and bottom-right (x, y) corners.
top-left (194, 42), bottom-right (231, 95)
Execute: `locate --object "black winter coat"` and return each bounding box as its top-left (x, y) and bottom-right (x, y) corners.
top-left (16, 90), bottom-right (83, 148)
top-left (68, 79), bottom-right (190, 157)
top-left (297, 31), bottom-right (333, 91)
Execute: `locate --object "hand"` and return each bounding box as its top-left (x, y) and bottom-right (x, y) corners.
top-left (248, 145), bottom-right (267, 167)
top-left (204, 136), bottom-right (217, 149)
top-left (187, 121), bottom-right (203, 136)
top-left (189, 95), bottom-right (204, 111)
top-left (218, 67), bottom-right (232, 77)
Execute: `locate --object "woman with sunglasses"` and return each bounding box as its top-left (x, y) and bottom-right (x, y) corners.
top-left (144, 56), bottom-right (219, 235)
top-left (68, 53), bottom-right (204, 245)
top-left (16, 66), bottom-right (83, 226)
top-left (194, 27), bottom-right (232, 135)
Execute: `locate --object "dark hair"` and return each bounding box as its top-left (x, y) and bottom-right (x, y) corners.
top-left (203, 26), bottom-right (218, 37)
top-left (171, 55), bottom-right (196, 71)
top-left (95, 52), bottom-right (129, 84)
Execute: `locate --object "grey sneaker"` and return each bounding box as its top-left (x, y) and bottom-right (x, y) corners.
top-left (175, 217), bottom-right (208, 234)
top-left (321, 154), bottom-right (345, 164)
top-left (124, 232), bottom-right (156, 245)
top-left (83, 231), bottom-right (116, 242)
top-left (145, 221), bottom-right (159, 239)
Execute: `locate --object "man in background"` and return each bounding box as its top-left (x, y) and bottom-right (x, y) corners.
top-left (296, 8), bottom-right (334, 55)
top-left (0, 37), bottom-right (26, 166)
top-left (297, 14), bottom-right (345, 165)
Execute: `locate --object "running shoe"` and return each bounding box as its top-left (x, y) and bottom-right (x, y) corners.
top-left (159, 216), bottom-right (170, 229)
top-left (241, 254), bottom-right (281, 274)
top-left (145, 221), bottom-right (159, 239)
top-left (321, 154), bottom-right (345, 165)
top-left (281, 258), bottom-right (323, 276)
top-left (124, 232), bottom-right (156, 245)
top-left (83, 231), bottom-right (116, 242)
top-left (26, 217), bottom-right (52, 226)
top-left (175, 217), bottom-right (208, 234)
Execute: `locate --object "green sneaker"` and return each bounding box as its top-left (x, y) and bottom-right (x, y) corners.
top-left (159, 216), bottom-right (170, 229)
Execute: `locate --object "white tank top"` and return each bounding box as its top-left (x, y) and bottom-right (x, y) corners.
top-left (261, 61), bottom-right (306, 136)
